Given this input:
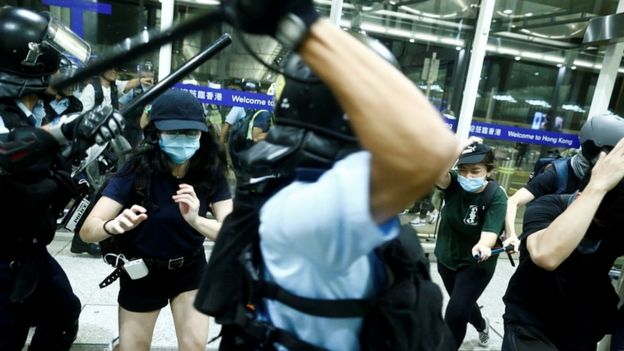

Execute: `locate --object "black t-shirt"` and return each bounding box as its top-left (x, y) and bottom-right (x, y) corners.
top-left (102, 164), bottom-right (231, 258)
top-left (503, 194), bottom-right (624, 349)
top-left (525, 159), bottom-right (580, 198)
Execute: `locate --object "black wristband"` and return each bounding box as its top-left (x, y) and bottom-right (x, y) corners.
top-left (103, 219), bottom-right (116, 236)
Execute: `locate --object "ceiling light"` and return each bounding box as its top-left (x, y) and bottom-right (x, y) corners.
top-left (514, 56), bottom-right (520, 61)
top-left (409, 38), bottom-right (415, 43)
top-left (525, 12), bottom-right (533, 17)
top-left (571, 66), bottom-right (577, 70)
top-left (455, 46), bottom-right (462, 51)
top-left (557, 63), bottom-right (563, 68)
top-left (503, 9), bottom-right (513, 15)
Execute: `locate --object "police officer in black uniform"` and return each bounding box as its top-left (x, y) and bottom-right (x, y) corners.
top-left (0, 7), bottom-right (124, 350)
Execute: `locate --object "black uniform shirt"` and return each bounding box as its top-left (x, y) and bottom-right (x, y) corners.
top-left (503, 194), bottom-right (624, 349)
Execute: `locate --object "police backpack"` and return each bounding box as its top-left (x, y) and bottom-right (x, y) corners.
top-left (228, 110), bottom-right (272, 176)
top-left (528, 156), bottom-right (570, 194)
top-left (194, 178), bottom-right (454, 351)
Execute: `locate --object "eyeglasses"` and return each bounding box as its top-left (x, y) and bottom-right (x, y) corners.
top-left (161, 130), bottom-right (202, 137)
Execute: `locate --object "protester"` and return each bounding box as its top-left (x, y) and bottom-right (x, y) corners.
top-left (502, 137), bottom-right (624, 351)
top-left (504, 114), bottom-right (624, 250)
top-left (79, 89), bottom-right (231, 351)
top-left (434, 138), bottom-right (507, 349)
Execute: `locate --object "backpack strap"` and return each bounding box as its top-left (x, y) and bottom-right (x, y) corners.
top-left (240, 243), bottom-right (374, 318)
top-left (92, 79), bottom-right (119, 110)
top-left (552, 158), bottom-right (569, 194)
top-left (246, 110), bottom-right (266, 140)
top-left (92, 79), bottom-right (103, 108)
top-left (253, 280), bottom-right (374, 318)
top-left (476, 180), bottom-right (515, 266)
top-left (476, 179), bottom-right (499, 222)
top-left (233, 305), bottom-right (327, 351)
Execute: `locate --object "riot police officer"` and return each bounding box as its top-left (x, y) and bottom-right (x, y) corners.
top-left (0, 6), bottom-right (124, 350)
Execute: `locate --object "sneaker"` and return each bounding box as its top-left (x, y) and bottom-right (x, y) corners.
top-left (410, 218), bottom-right (425, 226)
top-left (478, 317), bottom-right (490, 347)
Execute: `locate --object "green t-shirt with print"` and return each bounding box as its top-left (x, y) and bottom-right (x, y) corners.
top-left (434, 170), bottom-right (507, 272)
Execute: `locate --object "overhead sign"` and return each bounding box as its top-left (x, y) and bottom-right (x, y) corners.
top-left (443, 118), bottom-right (580, 149)
top-left (174, 83), bottom-right (275, 110)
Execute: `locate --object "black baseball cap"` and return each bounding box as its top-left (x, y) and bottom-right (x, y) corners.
top-left (150, 89), bottom-right (209, 132)
top-left (457, 143), bottom-right (493, 166)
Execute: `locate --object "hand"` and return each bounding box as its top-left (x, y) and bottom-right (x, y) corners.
top-left (140, 77), bottom-right (154, 87)
top-left (587, 138), bottom-right (624, 193)
top-left (502, 234), bottom-right (520, 253)
top-left (172, 184), bottom-right (200, 227)
top-left (62, 105), bottom-right (125, 145)
top-left (472, 243), bottom-right (492, 263)
top-left (223, 0), bottom-right (318, 47)
top-left (462, 136), bottom-right (483, 150)
top-left (106, 205), bottom-right (148, 235)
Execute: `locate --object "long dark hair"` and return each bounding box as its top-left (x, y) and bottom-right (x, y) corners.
top-left (119, 122), bottom-right (228, 207)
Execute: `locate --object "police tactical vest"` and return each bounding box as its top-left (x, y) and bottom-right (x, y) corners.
top-left (0, 101), bottom-right (75, 253)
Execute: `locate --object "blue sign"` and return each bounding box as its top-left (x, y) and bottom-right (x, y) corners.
top-left (42, 0), bottom-right (112, 37)
top-left (444, 118), bottom-right (580, 149)
top-left (174, 83), bottom-right (275, 110)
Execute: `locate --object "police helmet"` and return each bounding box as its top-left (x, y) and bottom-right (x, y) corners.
top-left (274, 32), bottom-right (399, 142)
top-left (580, 114), bottom-right (624, 160)
top-left (0, 7), bottom-right (90, 97)
top-left (0, 7), bottom-right (60, 77)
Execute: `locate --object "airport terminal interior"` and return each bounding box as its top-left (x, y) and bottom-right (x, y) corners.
top-left (4, 0), bottom-right (624, 350)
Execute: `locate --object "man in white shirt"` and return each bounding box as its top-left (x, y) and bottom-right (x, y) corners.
top-left (79, 68), bottom-right (150, 111)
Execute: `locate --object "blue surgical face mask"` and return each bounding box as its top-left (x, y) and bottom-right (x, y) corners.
top-left (457, 175), bottom-right (486, 193)
top-left (159, 134), bottom-right (200, 164)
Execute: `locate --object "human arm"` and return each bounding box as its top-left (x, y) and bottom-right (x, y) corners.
top-left (298, 21), bottom-right (458, 222)
top-left (79, 196), bottom-right (148, 243)
top-left (252, 127), bottom-right (268, 143)
top-left (0, 106), bottom-right (123, 174)
top-left (172, 183), bottom-right (233, 241)
top-left (435, 136), bottom-right (483, 189)
top-left (473, 186), bottom-right (507, 261)
top-left (119, 77), bottom-right (153, 94)
top-left (472, 231), bottom-right (500, 262)
top-left (219, 122), bottom-right (231, 144)
top-left (503, 187), bottom-right (535, 250)
top-left (526, 139), bottom-right (624, 271)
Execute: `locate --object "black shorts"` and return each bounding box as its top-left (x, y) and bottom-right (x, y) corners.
top-left (118, 250), bottom-right (206, 312)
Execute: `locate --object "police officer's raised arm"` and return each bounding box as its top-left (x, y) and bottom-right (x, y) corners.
top-left (298, 22), bottom-right (457, 222)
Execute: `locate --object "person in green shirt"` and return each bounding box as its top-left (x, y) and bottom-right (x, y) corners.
top-left (434, 138), bottom-right (507, 350)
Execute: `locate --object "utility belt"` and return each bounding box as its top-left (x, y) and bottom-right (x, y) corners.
top-left (99, 247), bottom-right (204, 288)
top-left (142, 247), bottom-right (204, 270)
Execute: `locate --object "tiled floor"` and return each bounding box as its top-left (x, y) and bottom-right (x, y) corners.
top-left (27, 228), bottom-right (517, 350)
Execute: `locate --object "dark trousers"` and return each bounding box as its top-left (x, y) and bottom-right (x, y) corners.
top-left (437, 262), bottom-right (494, 349)
top-left (0, 250), bottom-right (81, 351)
top-left (502, 322), bottom-right (596, 351)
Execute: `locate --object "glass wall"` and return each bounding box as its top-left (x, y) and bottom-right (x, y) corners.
top-left (7, 0), bottom-right (624, 193)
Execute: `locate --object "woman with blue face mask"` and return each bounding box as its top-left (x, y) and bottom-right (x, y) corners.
top-left (80, 89), bottom-right (233, 351)
top-left (432, 137), bottom-right (507, 350)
